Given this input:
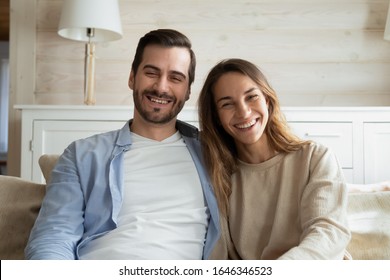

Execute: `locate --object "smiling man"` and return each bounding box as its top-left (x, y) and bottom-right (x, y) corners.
top-left (129, 43), bottom-right (192, 140)
top-left (25, 29), bottom-right (220, 260)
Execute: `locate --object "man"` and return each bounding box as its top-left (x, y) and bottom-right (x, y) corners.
top-left (25, 29), bottom-right (220, 260)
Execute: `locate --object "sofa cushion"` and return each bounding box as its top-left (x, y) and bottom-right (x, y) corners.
top-left (346, 191), bottom-right (390, 259)
top-left (38, 154), bottom-right (60, 183)
top-left (0, 175), bottom-right (45, 260)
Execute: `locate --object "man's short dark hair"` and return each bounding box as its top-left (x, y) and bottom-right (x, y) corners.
top-left (131, 29), bottom-right (196, 86)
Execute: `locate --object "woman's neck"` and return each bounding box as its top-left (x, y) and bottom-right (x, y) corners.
top-left (236, 136), bottom-right (278, 164)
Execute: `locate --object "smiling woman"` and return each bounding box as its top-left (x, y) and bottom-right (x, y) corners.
top-left (212, 72), bottom-right (271, 161)
top-left (199, 58), bottom-right (351, 260)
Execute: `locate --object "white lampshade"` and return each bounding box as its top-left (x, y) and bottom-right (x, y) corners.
top-left (58, 0), bottom-right (123, 42)
top-left (385, 3), bottom-right (390, 41)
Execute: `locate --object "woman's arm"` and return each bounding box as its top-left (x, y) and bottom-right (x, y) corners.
top-left (279, 144), bottom-right (351, 260)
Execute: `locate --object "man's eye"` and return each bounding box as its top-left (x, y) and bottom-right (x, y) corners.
top-left (171, 76), bottom-right (183, 82)
top-left (145, 72), bottom-right (158, 77)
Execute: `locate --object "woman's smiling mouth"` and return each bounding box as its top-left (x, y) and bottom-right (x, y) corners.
top-left (234, 119), bottom-right (257, 129)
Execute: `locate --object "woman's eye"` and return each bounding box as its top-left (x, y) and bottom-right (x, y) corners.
top-left (221, 103), bottom-right (233, 108)
top-left (248, 94), bottom-right (259, 101)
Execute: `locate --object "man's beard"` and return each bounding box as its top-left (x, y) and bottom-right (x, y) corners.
top-left (133, 89), bottom-right (187, 124)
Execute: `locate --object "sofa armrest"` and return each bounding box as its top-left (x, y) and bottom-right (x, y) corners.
top-left (38, 154), bottom-right (60, 183)
top-left (347, 190), bottom-right (390, 259)
top-left (0, 175), bottom-right (45, 260)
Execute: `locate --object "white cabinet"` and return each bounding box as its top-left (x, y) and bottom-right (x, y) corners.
top-left (288, 122), bottom-right (354, 182)
top-left (288, 122), bottom-right (353, 167)
top-left (363, 123), bottom-right (390, 183)
top-left (16, 105), bottom-right (198, 183)
top-left (16, 105), bottom-right (390, 184)
top-left (283, 107), bottom-right (390, 184)
top-left (31, 120), bottom-right (126, 182)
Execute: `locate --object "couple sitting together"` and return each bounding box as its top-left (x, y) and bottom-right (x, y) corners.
top-left (25, 29), bottom-right (351, 260)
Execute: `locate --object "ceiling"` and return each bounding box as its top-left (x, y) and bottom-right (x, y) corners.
top-left (0, 0), bottom-right (9, 41)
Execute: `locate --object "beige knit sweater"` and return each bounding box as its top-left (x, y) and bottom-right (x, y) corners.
top-left (210, 142), bottom-right (351, 260)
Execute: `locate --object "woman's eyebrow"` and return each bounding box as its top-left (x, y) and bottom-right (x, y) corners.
top-left (244, 87), bottom-right (259, 94)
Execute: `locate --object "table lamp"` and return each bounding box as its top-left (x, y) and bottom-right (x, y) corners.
top-left (58, 0), bottom-right (123, 105)
top-left (385, 3), bottom-right (390, 41)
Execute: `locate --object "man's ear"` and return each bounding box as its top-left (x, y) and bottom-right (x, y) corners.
top-left (185, 89), bottom-right (191, 101)
top-left (128, 70), bottom-right (135, 89)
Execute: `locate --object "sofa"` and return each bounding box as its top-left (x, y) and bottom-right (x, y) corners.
top-left (0, 155), bottom-right (389, 260)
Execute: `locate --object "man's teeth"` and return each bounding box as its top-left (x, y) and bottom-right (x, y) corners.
top-left (236, 119), bottom-right (256, 129)
top-left (150, 97), bottom-right (168, 104)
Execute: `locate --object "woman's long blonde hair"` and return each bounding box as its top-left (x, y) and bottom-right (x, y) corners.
top-left (198, 59), bottom-right (309, 216)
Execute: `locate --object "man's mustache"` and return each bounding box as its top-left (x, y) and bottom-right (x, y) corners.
top-left (144, 90), bottom-right (175, 102)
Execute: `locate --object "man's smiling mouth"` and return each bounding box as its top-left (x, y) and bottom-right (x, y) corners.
top-left (149, 97), bottom-right (169, 104)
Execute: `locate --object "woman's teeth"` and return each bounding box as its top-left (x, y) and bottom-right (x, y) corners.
top-left (235, 119), bottom-right (256, 129)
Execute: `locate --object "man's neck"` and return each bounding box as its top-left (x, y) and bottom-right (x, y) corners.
top-left (130, 115), bottom-right (177, 142)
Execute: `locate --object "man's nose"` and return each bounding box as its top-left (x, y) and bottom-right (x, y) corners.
top-left (153, 76), bottom-right (169, 93)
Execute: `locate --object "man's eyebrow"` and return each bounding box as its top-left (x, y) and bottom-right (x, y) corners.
top-left (143, 64), bottom-right (160, 72)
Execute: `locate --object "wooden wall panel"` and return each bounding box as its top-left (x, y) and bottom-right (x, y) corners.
top-left (38, 0), bottom-right (387, 30)
top-left (31, 0), bottom-right (390, 107)
top-left (37, 30), bottom-right (390, 62)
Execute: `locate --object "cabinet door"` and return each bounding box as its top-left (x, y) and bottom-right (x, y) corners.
top-left (32, 120), bottom-right (126, 182)
top-left (364, 123), bottom-right (390, 183)
top-left (288, 122), bottom-right (353, 167)
top-left (288, 122), bottom-right (353, 182)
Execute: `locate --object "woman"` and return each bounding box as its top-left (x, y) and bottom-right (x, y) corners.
top-left (198, 58), bottom-right (351, 259)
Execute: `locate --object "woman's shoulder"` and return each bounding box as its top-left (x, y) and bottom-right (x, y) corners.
top-left (300, 141), bottom-right (331, 155)
top-left (297, 141), bottom-right (342, 171)
top-left (288, 141), bottom-right (337, 166)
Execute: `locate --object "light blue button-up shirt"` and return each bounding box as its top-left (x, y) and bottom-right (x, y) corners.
top-left (25, 120), bottom-right (220, 260)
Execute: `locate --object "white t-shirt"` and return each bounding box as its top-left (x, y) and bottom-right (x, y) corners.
top-left (79, 131), bottom-right (209, 259)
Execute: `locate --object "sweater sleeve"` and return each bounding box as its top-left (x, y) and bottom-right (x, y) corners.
top-left (278, 144), bottom-right (351, 260)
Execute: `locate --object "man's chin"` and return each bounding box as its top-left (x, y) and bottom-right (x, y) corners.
top-left (141, 111), bottom-right (177, 125)
top-left (134, 100), bottom-right (185, 125)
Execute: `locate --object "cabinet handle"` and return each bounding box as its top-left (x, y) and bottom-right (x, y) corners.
top-left (304, 133), bottom-right (341, 138)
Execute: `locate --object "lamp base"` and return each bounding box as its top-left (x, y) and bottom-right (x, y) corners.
top-left (84, 42), bottom-right (96, 105)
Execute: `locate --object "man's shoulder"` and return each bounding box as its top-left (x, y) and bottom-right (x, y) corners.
top-left (70, 127), bottom-right (122, 151)
top-left (176, 120), bottom-right (199, 139)
top-left (80, 128), bottom-right (120, 141)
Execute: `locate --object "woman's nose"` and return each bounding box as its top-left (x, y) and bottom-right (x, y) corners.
top-left (236, 102), bottom-right (251, 118)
